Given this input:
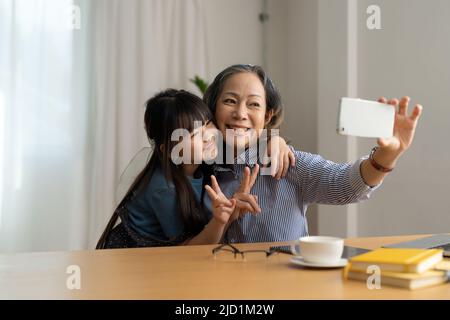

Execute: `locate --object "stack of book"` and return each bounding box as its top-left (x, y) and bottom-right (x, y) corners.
top-left (344, 248), bottom-right (450, 290)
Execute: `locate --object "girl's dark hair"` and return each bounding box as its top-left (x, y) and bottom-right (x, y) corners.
top-left (203, 64), bottom-right (283, 130)
top-left (96, 89), bottom-right (213, 249)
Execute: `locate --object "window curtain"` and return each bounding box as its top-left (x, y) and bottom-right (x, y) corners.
top-left (0, 0), bottom-right (209, 252)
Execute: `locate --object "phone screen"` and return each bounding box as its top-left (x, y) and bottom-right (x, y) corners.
top-left (338, 97), bottom-right (395, 138)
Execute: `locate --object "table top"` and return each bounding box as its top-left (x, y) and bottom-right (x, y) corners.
top-left (1, 234), bottom-right (449, 299)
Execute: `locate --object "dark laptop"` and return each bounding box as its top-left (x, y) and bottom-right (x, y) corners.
top-left (382, 234), bottom-right (450, 257)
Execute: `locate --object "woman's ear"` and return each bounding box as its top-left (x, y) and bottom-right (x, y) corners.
top-left (265, 109), bottom-right (274, 126)
top-left (159, 144), bottom-right (164, 153)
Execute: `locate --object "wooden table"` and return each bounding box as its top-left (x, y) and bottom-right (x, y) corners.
top-left (1, 234), bottom-right (449, 299)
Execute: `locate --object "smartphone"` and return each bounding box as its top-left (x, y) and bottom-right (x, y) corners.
top-left (269, 245), bottom-right (370, 259)
top-left (337, 97), bottom-right (395, 138)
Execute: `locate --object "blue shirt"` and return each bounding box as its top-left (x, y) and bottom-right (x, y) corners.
top-left (126, 166), bottom-right (209, 242)
top-left (214, 145), bottom-right (380, 243)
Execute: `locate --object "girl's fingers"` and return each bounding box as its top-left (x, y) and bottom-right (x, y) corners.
top-left (271, 155), bottom-right (278, 178)
top-left (215, 195), bottom-right (232, 207)
top-left (206, 185), bottom-right (232, 206)
top-left (205, 185), bottom-right (217, 201)
top-left (288, 149), bottom-right (296, 167)
top-left (210, 175), bottom-right (222, 194)
top-left (398, 96), bottom-right (410, 116)
top-left (229, 199), bottom-right (236, 211)
top-left (272, 141), bottom-right (282, 179)
top-left (274, 153), bottom-right (282, 180)
top-left (282, 152), bottom-right (290, 177)
top-left (276, 151), bottom-right (288, 179)
top-left (220, 206), bottom-right (234, 214)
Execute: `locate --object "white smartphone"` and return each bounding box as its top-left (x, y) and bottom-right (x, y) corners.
top-left (337, 97), bottom-right (395, 138)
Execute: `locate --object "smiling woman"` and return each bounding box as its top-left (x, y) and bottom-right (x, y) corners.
top-left (204, 65), bottom-right (284, 163)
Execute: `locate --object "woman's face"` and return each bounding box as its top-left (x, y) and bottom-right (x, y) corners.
top-left (214, 72), bottom-right (268, 151)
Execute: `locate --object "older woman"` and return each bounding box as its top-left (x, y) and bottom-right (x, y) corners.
top-left (204, 64), bottom-right (423, 243)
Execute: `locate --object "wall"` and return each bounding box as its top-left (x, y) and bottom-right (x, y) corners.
top-left (316, 0), bottom-right (358, 237)
top-left (356, 0), bottom-right (450, 236)
top-left (276, 0), bottom-right (320, 235)
top-left (203, 0), bottom-right (263, 80)
top-left (267, 0), bottom-right (450, 237)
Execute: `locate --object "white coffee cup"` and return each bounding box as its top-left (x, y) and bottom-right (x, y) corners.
top-left (291, 236), bottom-right (344, 264)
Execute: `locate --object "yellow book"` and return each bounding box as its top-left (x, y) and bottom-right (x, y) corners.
top-left (348, 248), bottom-right (443, 274)
top-left (435, 260), bottom-right (450, 271)
top-left (345, 269), bottom-right (449, 290)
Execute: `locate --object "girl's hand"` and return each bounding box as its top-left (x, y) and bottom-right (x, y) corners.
top-left (264, 135), bottom-right (295, 180)
top-left (205, 176), bottom-right (236, 225)
top-left (376, 96), bottom-right (423, 160)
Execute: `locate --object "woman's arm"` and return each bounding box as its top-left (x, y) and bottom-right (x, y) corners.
top-left (295, 152), bottom-right (372, 205)
top-left (359, 96), bottom-right (423, 186)
top-left (296, 96), bottom-right (423, 205)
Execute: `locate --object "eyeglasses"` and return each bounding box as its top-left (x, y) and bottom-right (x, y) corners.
top-left (212, 243), bottom-right (277, 262)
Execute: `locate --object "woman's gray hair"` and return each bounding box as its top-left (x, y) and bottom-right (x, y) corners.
top-left (203, 64), bottom-right (283, 130)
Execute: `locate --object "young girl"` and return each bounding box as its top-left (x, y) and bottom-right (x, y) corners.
top-left (96, 89), bottom-right (260, 249)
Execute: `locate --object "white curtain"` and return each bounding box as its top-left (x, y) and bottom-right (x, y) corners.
top-left (0, 0), bottom-right (209, 252)
top-left (0, 0), bottom-right (91, 252)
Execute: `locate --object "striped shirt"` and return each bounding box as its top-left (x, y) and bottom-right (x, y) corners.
top-left (214, 146), bottom-right (380, 243)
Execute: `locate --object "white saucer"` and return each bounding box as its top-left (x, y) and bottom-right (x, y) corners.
top-left (290, 256), bottom-right (348, 268)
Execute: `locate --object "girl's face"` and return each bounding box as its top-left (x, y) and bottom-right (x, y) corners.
top-left (214, 72), bottom-right (269, 151)
top-left (189, 120), bottom-right (218, 163)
